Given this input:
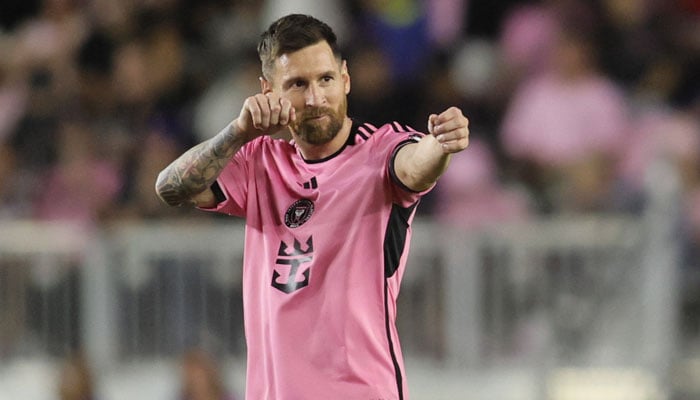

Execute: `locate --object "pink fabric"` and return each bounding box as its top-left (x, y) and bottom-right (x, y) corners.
top-left (439, 139), bottom-right (496, 190)
top-left (502, 73), bottom-right (629, 166)
top-left (426, 0), bottom-right (466, 47)
top-left (0, 85), bottom-right (27, 143)
top-left (617, 109), bottom-right (700, 189)
top-left (203, 122), bottom-right (430, 399)
top-left (499, 5), bottom-right (559, 73)
top-left (18, 20), bottom-right (63, 60)
top-left (35, 161), bottom-right (121, 224)
top-left (435, 140), bottom-right (530, 229)
top-left (687, 188), bottom-right (700, 234)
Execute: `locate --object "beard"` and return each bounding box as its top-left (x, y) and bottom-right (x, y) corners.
top-left (291, 97), bottom-right (347, 145)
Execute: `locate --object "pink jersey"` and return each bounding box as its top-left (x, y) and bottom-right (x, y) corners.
top-left (202, 121), bottom-right (430, 400)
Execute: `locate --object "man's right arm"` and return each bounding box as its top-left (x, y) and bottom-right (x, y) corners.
top-left (155, 121), bottom-right (249, 208)
top-left (155, 92), bottom-right (296, 208)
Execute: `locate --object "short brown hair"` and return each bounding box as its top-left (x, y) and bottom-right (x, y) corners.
top-left (258, 14), bottom-right (340, 80)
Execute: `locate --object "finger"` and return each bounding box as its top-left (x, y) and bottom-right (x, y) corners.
top-left (254, 94), bottom-right (271, 129)
top-left (279, 98), bottom-right (293, 125)
top-left (427, 114), bottom-right (439, 136)
top-left (433, 120), bottom-right (460, 136)
top-left (435, 106), bottom-right (463, 122)
top-left (434, 107), bottom-right (466, 125)
top-left (245, 97), bottom-right (263, 129)
top-left (266, 93), bottom-right (282, 126)
top-left (439, 137), bottom-right (470, 153)
top-left (435, 110), bottom-right (469, 135)
top-left (436, 130), bottom-right (468, 144)
top-left (435, 118), bottom-right (470, 139)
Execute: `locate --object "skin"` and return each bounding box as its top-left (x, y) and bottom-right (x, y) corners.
top-left (155, 40), bottom-right (469, 208)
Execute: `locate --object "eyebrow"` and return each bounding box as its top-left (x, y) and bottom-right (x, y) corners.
top-left (281, 69), bottom-right (339, 88)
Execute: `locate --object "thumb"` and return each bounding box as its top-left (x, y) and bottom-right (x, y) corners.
top-left (428, 114), bottom-right (439, 136)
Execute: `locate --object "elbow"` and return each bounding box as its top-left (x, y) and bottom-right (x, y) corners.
top-left (407, 179), bottom-right (435, 193)
top-left (154, 169), bottom-right (186, 207)
top-left (408, 180), bottom-right (435, 193)
top-left (395, 168), bottom-right (435, 193)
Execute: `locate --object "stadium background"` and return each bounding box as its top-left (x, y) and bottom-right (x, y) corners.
top-left (0, 0), bottom-right (698, 399)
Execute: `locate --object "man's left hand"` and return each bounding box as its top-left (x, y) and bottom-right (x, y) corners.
top-left (428, 107), bottom-right (470, 154)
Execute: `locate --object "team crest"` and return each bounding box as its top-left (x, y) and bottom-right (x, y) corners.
top-left (284, 199), bottom-right (314, 228)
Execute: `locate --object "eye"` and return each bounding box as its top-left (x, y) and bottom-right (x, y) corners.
top-left (319, 75), bottom-right (335, 86)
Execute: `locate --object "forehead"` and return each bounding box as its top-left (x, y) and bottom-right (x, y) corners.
top-left (273, 41), bottom-right (340, 80)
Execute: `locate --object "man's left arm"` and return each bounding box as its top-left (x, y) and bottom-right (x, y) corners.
top-left (394, 107), bottom-right (470, 192)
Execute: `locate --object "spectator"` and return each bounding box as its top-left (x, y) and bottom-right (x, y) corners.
top-left (261, 0), bottom-right (348, 46)
top-left (352, 0), bottom-right (433, 123)
top-left (57, 353), bottom-right (96, 400)
top-left (0, 143), bottom-right (32, 219)
top-left (33, 118), bottom-right (122, 225)
top-left (596, 0), bottom-right (668, 92)
top-left (501, 26), bottom-right (630, 212)
top-left (0, 64), bottom-right (27, 143)
top-left (179, 348), bottom-right (236, 400)
top-left (345, 45), bottom-right (396, 125)
top-left (433, 138), bottom-right (531, 230)
top-left (618, 108), bottom-right (700, 244)
top-left (115, 130), bottom-right (194, 220)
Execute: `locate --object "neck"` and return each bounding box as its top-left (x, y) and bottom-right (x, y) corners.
top-left (296, 117), bottom-right (352, 161)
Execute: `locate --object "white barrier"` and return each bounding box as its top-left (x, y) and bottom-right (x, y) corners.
top-left (0, 160), bottom-right (682, 400)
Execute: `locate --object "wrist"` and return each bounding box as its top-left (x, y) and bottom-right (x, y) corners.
top-left (229, 119), bottom-right (256, 144)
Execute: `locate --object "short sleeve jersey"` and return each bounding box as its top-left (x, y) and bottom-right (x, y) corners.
top-left (203, 121), bottom-right (431, 400)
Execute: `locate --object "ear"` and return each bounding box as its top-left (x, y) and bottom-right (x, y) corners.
top-left (341, 60), bottom-right (351, 95)
top-left (260, 76), bottom-right (272, 94)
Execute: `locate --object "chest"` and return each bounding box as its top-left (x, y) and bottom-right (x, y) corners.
top-left (255, 148), bottom-right (388, 218)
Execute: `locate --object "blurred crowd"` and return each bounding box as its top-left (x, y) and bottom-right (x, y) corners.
top-left (0, 2), bottom-right (698, 247)
top-left (0, 0), bottom-right (698, 225)
top-left (0, 1), bottom-right (698, 397)
top-left (2, 0), bottom-right (700, 317)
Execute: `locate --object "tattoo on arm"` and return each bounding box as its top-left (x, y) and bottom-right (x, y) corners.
top-left (155, 123), bottom-right (247, 207)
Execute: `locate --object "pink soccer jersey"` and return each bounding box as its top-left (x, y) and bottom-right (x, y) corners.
top-left (203, 121), bottom-right (431, 400)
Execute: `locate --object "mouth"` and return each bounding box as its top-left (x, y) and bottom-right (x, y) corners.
top-left (305, 114), bottom-right (329, 122)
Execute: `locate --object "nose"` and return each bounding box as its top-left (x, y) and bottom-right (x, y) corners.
top-left (304, 83), bottom-right (324, 107)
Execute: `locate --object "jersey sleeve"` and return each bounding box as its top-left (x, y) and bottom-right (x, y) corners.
top-left (374, 122), bottom-right (435, 207)
top-left (197, 138), bottom-right (259, 217)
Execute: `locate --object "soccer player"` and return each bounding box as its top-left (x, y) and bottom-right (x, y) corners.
top-left (156, 14), bottom-right (469, 400)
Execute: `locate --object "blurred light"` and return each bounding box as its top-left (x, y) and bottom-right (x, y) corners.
top-left (548, 367), bottom-right (665, 400)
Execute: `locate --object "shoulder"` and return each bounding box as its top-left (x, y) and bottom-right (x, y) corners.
top-left (242, 135), bottom-right (294, 155)
top-left (348, 120), bottom-right (424, 146)
top-left (228, 136), bottom-right (294, 170)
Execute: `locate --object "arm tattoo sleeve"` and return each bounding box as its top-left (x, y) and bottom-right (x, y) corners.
top-left (155, 123), bottom-right (248, 207)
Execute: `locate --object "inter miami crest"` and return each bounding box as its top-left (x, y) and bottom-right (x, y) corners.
top-left (284, 199), bottom-right (314, 228)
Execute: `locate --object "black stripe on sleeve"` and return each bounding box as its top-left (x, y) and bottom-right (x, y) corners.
top-left (211, 181), bottom-right (226, 205)
top-left (363, 122), bottom-right (379, 133)
top-left (392, 121), bottom-right (405, 132)
top-left (389, 139), bottom-right (423, 194)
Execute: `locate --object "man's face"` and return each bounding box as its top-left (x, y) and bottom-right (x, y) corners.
top-left (263, 41), bottom-right (350, 145)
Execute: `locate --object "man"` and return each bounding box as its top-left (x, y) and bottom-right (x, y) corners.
top-left (156, 14), bottom-right (469, 400)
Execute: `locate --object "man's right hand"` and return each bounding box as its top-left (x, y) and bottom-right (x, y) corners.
top-left (235, 92), bottom-right (296, 140)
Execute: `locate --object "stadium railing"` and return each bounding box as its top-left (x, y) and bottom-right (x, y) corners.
top-left (0, 159), bottom-right (682, 399)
